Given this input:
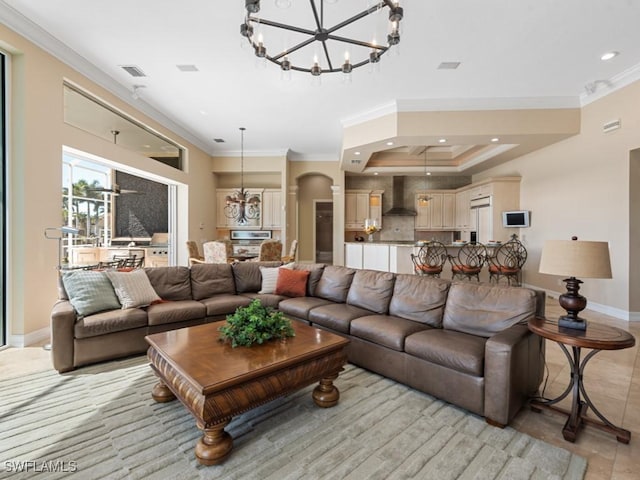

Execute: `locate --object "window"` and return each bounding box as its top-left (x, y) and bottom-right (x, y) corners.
top-left (1, 51), bottom-right (6, 347)
top-left (63, 83), bottom-right (185, 170)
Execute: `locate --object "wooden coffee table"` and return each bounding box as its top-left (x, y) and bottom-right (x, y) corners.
top-left (145, 320), bottom-right (349, 465)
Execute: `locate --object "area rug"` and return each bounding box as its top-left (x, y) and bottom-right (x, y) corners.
top-left (0, 356), bottom-right (586, 480)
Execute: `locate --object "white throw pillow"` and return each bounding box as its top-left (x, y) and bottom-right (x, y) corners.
top-left (106, 269), bottom-right (161, 309)
top-left (258, 266), bottom-right (280, 294)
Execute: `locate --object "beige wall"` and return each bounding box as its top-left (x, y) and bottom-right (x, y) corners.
top-left (475, 80), bottom-right (640, 318)
top-left (288, 161), bottom-right (343, 263)
top-left (2, 25), bottom-right (216, 343)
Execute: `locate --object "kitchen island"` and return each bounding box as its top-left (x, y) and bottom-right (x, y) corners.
top-left (344, 242), bottom-right (493, 280)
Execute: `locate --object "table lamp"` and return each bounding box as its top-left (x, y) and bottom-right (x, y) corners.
top-left (538, 236), bottom-right (612, 330)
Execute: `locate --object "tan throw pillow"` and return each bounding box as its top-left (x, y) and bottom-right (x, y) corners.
top-left (106, 269), bottom-right (161, 309)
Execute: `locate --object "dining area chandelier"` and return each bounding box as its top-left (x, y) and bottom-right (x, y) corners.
top-left (241, 0), bottom-right (404, 78)
top-left (224, 128), bottom-right (261, 225)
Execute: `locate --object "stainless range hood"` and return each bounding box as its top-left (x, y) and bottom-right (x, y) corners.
top-left (384, 176), bottom-right (417, 216)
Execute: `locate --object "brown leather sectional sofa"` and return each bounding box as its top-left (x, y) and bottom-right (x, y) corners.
top-left (51, 261), bottom-right (545, 427)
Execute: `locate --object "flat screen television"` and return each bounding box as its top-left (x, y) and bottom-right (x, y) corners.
top-left (502, 210), bottom-right (530, 228)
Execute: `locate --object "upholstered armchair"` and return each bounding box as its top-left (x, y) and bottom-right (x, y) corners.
top-left (203, 240), bottom-right (234, 264)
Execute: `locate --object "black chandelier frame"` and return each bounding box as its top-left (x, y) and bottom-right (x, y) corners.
top-left (241, 0), bottom-right (403, 75)
top-left (224, 127), bottom-right (261, 225)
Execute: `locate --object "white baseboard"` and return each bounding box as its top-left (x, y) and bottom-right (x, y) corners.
top-left (9, 326), bottom-right (51, 347)
top-left (524, 284), bottom-right (637, 322)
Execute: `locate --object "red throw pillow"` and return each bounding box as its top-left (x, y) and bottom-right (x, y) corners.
top-left (275, 268), bottom-right (310, 297)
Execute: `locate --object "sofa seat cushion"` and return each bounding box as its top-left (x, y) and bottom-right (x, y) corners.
top-left (146, 300), bottom-right (206, 326)
top-left (350, 315), bottom-right (432, 352)
top-left (199, 294), bottom-right (252, 317)
top-left (346, 270), bottom-right (395, 314)
top-left (240, 293), bottom-right (287, 309)
top-left (405, 329), bottom-right (487, 377)
top-left (443, 283), bottom-right (536, 337)
top-left (74, 308), bottom-right (148, 339)
top-left (278, 297), bottom-right (333, 320)
top-left (308, 303), bottom-right (371, 334)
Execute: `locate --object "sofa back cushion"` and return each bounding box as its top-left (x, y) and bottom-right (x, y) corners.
top-left (144, 266), bottom-right (192, 301)
top-left (389, 275), bottom-right (450, 327)
top-left (315, 265), bottom-right (356, 303)
top-left (443, 282), bottom-right (536, 337)
top-left (292, 263), bottom-right (325, 296)
top-left (232, 261), bottom-right (281, 293)
top-left (190, 263), bottom-right (236, 300)
top-left (346, 270), bottom-right (396, 314)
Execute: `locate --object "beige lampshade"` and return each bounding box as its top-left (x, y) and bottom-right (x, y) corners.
top-left (539, 239), bottom-right (612, 279)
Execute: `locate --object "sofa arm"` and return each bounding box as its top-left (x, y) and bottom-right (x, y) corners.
top-left (51, 300), bottom-right (77, 373)
top-left (484, 321), bottom-right (544, 427)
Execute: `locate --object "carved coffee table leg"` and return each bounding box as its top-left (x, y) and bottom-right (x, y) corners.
top-left (151, 381), bottom-right (176, 403)
top-left (195, 420), bottom-right (233, 466)
top-left (312, 373), bottom-right (340, 408)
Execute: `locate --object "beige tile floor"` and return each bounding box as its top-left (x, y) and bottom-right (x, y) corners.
top-left (1, 298), bottom-right (638, 479)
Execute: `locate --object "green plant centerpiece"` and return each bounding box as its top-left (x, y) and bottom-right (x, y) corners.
top-left (219, 299), bottom-right (295, 347)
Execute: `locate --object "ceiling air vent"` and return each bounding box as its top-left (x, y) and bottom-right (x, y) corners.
top-left (177, 64), bottom-right (199, 72)
top-left (603, 119), bottom-right (621, 133)
top-left (351, 159), bottom-right (362, 164)
top-left (120, 65), bottom-right (147, 77)
top-left (213, 138), bottom-right (225, 143)
top-left (437, 62), bottom-right (461, 70)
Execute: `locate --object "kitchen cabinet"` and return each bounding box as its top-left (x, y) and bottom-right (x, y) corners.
top-left (345, 191), bottom-right (371, 230)
top-left (262, 189), bottom-right (282, 228)
top-left (455, 190), bottom-right (471, 229)
top-left (456, 177), bottom-right (520, 242)
top-left (69, 247), bottom-right (100, 265)
top-left (414, 192), bottom-right (456, 230)
top-left (368, 190), bottom-right (383, 229)
top-left (344, 242), bottom-right (364, 269)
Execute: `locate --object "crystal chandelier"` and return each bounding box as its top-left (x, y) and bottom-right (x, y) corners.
top-left (224, 128), bottom-right (261, 225)
top-left (241, 0), bottom-right (403, 78)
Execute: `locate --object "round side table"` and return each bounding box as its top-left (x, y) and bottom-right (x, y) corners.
top-left (528, 316), bottom-right (635, 444)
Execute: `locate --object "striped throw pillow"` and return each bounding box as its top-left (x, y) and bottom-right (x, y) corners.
top-left (106, 269), bottom-right (161, 309)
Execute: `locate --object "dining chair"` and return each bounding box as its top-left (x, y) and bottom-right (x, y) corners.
top-left (203, 240), bottom-right (234, 264)
top-left (281, 239), bottom-right (298, 263)
top-left (255, 239), bottom-right (282, 262)
top-left (186, 240), bottom-right (205, 265)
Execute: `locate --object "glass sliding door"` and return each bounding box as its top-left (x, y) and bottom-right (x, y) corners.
top-left (1, 51), bottom-right (6, 347)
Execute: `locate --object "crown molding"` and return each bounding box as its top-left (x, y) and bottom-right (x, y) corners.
top-left (580, 61), bottom-right (640, 106)
top-left (0, 2), bottom-right (213, 155)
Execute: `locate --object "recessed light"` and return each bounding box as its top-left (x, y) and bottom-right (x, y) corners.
top-left (354, 151), bottom-right (361, 155)
top-left (426, 172), bottom-right (431, 176)
top-left (600, 51), bottom-right (619, 61)
top-left (386, 141), bottom-right (394, 146)
top-left (373, 172), bottom-right (379, 175)
top-left (438, 138), bottom-right (447, 143)
top-left (199, 110), bottom-right (208, 116)
top-left (491, 137), bottom-right (499, 142)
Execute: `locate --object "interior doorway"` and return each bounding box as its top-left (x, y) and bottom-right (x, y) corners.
top-left (315, 200), bottom-right (333, 264)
